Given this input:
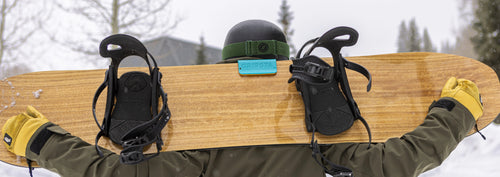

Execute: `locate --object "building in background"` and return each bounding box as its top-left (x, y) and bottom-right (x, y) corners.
top-left (121, 36), bottom-right (222, 67)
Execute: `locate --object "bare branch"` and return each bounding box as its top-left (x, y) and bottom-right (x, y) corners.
top-left (119, 0), bottom-right (171, 29)
top-left (119, 0), bottom-right (133, 7)
top-left (4, 0), bottom-right (18, 14)
top-left (88, 0), bottom-right (108, 12)
top-left (56, 1), bottom-right (111, 24)
top-left (8, 29), bottom-right (35, 50)
top-left (50, 0), bottom-right (180, 66)
top-left (1, 0), bottom-right (44, 67)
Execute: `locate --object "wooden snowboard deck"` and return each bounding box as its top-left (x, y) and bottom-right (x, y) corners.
top-left (1, 52), bottom-right (499, 166)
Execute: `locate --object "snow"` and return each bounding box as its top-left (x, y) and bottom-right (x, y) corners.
top-left (0, 79), bottom-right (18, 113)
top-left (0, 124), bottom-right (499, 177)
top-left (0, 161), bottom-right (59, 177)
top-left (32, 89), bottom-right (43, 99)
top-left (7, 81), bottom-right (14, 89)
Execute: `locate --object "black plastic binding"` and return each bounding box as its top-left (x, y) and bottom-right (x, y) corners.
top-left (93, 34), bottom-right (171, 164)
top-left (289, 27), bottom-right (372, 176)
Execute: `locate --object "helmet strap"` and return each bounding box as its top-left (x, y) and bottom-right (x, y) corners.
top-left (222, 40), bottom-right (289, 60)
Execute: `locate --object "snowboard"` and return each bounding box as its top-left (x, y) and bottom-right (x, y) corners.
top-left (1, 52), bottom-right (499, 167)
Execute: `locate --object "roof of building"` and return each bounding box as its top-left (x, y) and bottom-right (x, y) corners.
top-left (120, 36), bottom-right (222, 67)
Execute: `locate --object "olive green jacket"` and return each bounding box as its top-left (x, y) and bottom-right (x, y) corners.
top-left (25, 98), bottom-right (476, 177)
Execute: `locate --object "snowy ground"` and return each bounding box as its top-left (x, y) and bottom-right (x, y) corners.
top-left (419, 123), bottom-right (500, 177)
top-left (0, 123), bottom-right (499, 177)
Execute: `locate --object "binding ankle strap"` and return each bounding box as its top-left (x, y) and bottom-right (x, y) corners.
top-left (310, 125), bottom-right (353, 177)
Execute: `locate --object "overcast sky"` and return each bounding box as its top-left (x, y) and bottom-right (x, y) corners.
top-left (20, 0), bottom-right (465, 72)
top-left (169, 0), bottom-right (462, 57)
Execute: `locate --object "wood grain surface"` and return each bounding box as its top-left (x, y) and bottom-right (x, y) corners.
top-left (1, 52), bottom-right (499, 166)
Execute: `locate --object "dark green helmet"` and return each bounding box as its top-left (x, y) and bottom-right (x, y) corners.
top-left (221, 20), bottom-right (290, 62)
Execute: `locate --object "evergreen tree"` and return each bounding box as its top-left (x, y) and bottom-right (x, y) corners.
top-left (407, 18), bottom-right (422, 52)
top-left (422, 28), bottom-right (436, 52)
top-left (471, 0), bottom-right (500, 77)
top-left (440, 40), bottom-right (455, 54)
top-left (196, 35), bottom-right (207, 65)
top-left (278, 0), bottom-right (296, 56)
top-left (452, 27), bottom-right (478, 59)
top-left (397, 21), bottom-right (409, 52)
top-left (397, 19), bottom-right (438, 54)
top-left (449, 0), bottom-right (479, 59)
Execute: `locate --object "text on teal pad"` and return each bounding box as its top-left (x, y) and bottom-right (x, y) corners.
top-left (238, 59), bottom-right (277, 75)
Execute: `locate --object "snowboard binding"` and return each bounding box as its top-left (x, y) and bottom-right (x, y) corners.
top-left (288, 27), bottom-right (372, 176)
top-left (92, 34), bottom-right (171, 165)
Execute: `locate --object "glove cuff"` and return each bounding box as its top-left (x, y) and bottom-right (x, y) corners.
top-left (14, 121), bottom-right (51, 157)
top-left (448, 90), bottom-right (483, 120)
top-left (29, 123), bottom-right (55, 155)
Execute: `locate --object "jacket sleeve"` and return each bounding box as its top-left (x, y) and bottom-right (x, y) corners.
top-left (322, 97), bottom-right (477, 177)
top-left (24, 125), bottom-right (205, 177)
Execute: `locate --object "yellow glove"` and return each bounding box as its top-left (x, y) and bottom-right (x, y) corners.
top-left (2, 106), bottom-right (49, 157)
top-left (441, 77), bottom-right (483, 120)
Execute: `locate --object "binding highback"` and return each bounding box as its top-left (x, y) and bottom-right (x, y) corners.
top-left (93, 34), bottom-right (171, 164)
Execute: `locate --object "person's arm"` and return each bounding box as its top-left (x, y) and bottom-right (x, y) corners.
top-left (25, 124), bottom-right (141, 177)
top-left (26, 124), bottom-right (208, 177)
top-left (322, 77), bottom-right (483, 177)
top-left (323, 97), bottom-right (475, 177)
top-left (2, 106), bottom-right (204, 177)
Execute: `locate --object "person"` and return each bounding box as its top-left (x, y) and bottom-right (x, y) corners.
top-left (1, 20), bottom-right (483, 177)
